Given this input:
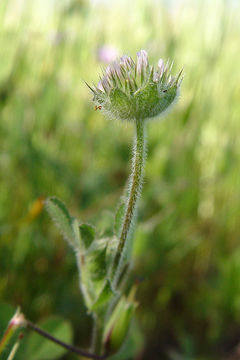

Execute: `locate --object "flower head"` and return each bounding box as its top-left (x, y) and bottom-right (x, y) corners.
top-left (87, 50), bottom-right (183, 121)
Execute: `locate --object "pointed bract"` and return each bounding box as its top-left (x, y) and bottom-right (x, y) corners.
top-left (87, 50), bottom-right (183, 121)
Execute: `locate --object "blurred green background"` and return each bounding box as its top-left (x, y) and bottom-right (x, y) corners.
top-left (0, 0), bottom-right (240, 359)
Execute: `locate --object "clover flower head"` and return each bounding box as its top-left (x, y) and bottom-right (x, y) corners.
top-left (87, 50), bottom-right (183, 121)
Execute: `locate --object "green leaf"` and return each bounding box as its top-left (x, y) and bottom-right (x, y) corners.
top-left (87, 240), bottom-right (108, 282)
top-left (91, 280), bottom-right (115, 311)
top-left (103, 295), bottom-right (137, 354)
top-left (107, 321), bottom-right (143, 360)
top-left (77, 238), bottom-right (111, 310)
top-left (0, 303), bottom-right (16, 335)
top-left (95, 210), bottom-right (114, 237)
top-left (45, 197), bottom-right (78, 249)
top-left (114, 204), bottom-right (125, 238)
top-left (79, 223), bottom-right (95, 248)
top-left (25, 317), bottom-right (72, 360)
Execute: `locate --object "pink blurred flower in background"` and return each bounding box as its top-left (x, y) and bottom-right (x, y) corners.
top-left (97, 45), bottom-right (119, 63)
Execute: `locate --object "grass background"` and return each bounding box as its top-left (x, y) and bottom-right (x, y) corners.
top-left (0, 0), bottom-right (240, 359)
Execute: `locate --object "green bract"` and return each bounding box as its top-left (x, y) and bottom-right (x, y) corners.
top-left (88, 50), bottom-right (183, 121)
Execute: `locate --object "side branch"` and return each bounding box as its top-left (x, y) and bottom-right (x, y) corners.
top-left (26, 321), bottom-right (108, 360)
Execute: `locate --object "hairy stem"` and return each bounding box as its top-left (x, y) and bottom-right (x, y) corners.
top-left (112, 119), bottom-right (146, 283)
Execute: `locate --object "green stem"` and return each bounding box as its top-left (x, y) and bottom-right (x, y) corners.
top-left (91, 314), bottom-right (104, 356)
top-left (112, 119), bottom-right (146, 283)
top-left (7, 339), bottom-right (21, 360)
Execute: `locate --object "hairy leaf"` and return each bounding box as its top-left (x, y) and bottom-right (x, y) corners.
top-left (79, 223), bottom-right (95, 249)
top-left (91, 279), bottom-right (115, 311)
top-left (45, 197), bottom-right (78, 249)
top-left (77, 238), bottom-right (112, 310)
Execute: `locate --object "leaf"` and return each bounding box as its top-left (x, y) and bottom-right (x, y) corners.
top-left (114, 204), bottom-right (125, 238)
top-left (107, 321), bottom-right (143, 360)
top-left (79, 223), bottom-right (95, 249)
top-left (25, 317), bottom-right (72, 360)
top-left (0, 303), bottom-right (16, 335)
top-left (45, 197), bottom-right (78, 249)
top-left (77, 238), bottom-right (111, 310)
top-left (86, 239), bottom-right (108, 282)
top-left (95, 211), bottom-right (114, 237)
top-left (91, 280), bottom-right (115, 311)
top-left (108, 304), bottom-right (134, 351)
top-left (103, 293), bottom-right (137, 354)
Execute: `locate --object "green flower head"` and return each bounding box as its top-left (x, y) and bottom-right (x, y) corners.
top-left (87, 50), bottom-right (183, 121)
